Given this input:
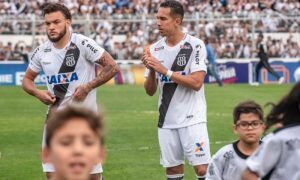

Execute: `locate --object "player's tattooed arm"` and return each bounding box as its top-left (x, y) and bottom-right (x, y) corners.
top-left (90, 51), bottom-right (119, 88)
top-left (73, 51), bottom-right (119, 102)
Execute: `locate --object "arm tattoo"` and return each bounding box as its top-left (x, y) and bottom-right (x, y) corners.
top-left (88, 51), bottom-right (119, 89)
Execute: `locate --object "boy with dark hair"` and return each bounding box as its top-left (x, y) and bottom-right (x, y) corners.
top-left (42, 105), bottom-right (105, 180)
top-left (206, 100), bottom-right (265, 180)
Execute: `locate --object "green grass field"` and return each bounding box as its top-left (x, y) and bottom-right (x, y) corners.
top-left (0, 84), bottom-right (293, 179)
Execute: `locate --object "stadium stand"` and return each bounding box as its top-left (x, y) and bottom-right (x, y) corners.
top-left (0, 0), bottom-right (299, 61)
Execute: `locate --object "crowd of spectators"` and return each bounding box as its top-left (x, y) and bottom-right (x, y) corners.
top-left (0, 0), bottom-right (299, 61)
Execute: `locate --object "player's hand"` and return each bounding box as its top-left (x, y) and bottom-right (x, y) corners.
top-left (35, 90), bottom-right (56, 105)
top-left (141, 53), bottom-right (151, 69)
top-left (141, 45), bottom-right (154, 70)
top-left (73, 84), bottom-right (92, 102)
top-left (146, 56), bottom-right (167, 75)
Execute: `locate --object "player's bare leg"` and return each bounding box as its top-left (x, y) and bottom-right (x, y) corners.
top-left (193, 164), bottom-right (208, 180)
top-left (166, 164), bottom-right (184, 180)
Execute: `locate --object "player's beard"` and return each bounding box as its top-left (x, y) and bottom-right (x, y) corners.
top-left (47, 26), bottom-right (67, 43)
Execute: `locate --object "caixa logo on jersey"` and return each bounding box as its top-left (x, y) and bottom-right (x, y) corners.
top-left (160, 71), bottom-right (186, 83)
top-left (47, 72), bottom-right (79, 85)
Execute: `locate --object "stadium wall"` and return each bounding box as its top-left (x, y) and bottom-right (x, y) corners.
top-left (0, 59), bottom-right (299, 86)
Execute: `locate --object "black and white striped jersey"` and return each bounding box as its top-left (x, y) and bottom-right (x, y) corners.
top-left (145, 34), bottom-right (207, 128)
top-left (29, 33), bottom-right (104, 112)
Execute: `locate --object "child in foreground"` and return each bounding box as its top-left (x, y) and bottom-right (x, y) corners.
top-left (42, 105), bottom-right (105, 180)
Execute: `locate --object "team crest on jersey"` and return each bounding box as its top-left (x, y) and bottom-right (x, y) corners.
top-left (66, 55), bottom-right (76, 67)
top-left (223, 151), bottom-right (234, 161)
top-left (177, 54), bottom-right (187, 66)
top-left (47, 72), bottom-right (78, 85)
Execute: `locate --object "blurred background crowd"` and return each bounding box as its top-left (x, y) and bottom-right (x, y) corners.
top-left (0, 0), bottom-right (299, 61)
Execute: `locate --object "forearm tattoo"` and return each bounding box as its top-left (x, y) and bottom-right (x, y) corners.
top-left (89, 52), bottom-right (119, 88)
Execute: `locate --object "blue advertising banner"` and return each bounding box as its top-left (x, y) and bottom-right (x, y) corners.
top-left (1, 60), bottom-right (299, 86)
top-left (254, 61), bottom-right (300, 84)
top-left (0, 63), bottom-right (47, 86)
top-left (205, 62), bottom-right (249, 84)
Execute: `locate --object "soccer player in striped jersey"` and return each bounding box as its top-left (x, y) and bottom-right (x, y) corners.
top-left (206, 100), bottom-right (265, 180)
top-left (242, 81), bottom-right (300, 180)
top-left (142, 1), bottom-right (210, 179)
top-left (22, 3), bottom-right (118, 179)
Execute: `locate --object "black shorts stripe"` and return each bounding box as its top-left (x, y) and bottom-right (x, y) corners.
top-left (158, 42), bottom-right (193, 128)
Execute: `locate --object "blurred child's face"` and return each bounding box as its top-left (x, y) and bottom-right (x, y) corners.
top-left (234, 113), bottom-right (265, 144)
top-left (44, 118), bottom-right (102, 180)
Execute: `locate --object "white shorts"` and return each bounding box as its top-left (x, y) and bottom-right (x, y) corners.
top-left (42, 125), bottom-right (103, 174)
top-left (158, 123), bottom-right (211, 168)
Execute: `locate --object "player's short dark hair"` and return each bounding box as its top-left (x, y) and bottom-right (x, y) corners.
top-left (160, 0), bottom-right (184, 20)
top-left (42, 3), bottom-right (72, 20)
top-left (45, 105), bottom-right (104, 147)
top-left (233, 100), bottom-right (264, 124)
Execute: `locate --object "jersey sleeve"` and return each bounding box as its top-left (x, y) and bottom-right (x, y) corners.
top-left (190, 40), bottom-right (207, 73)
top-left (28, 46), bottom-right (42, 73)
top-left (81, 37), bottom-right (105, 63)
top-left (246, 137), bottom-right (281, 177)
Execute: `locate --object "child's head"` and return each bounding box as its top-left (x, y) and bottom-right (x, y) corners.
top-left (233, 100), bottom-right (265, 144)
top-left (266, 81), bottom-right (300, 129)
top-left (43, 105), bottom-right (105, 180)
